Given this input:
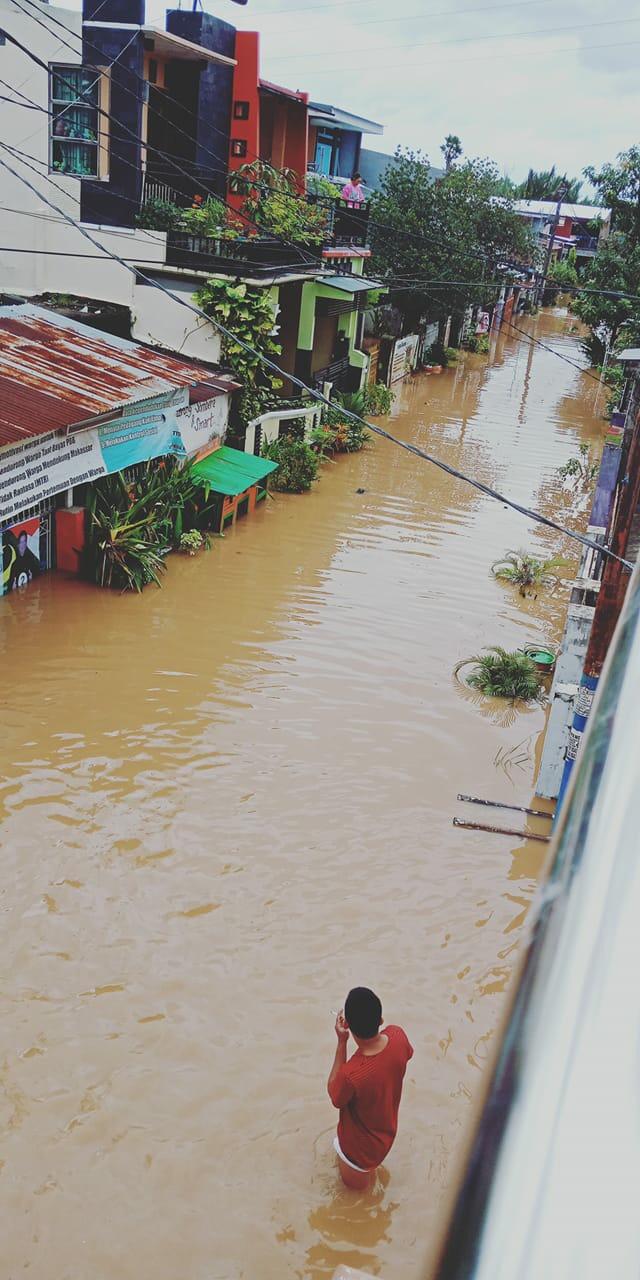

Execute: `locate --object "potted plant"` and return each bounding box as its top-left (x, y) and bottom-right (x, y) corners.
top-left (179, 529), bottom-right (205, 556)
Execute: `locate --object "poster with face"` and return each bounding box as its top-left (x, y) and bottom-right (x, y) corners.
top-left (3, 517), bottom-right (40, 593)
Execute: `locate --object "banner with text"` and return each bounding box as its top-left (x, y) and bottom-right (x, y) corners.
top-left (0, 389), bottom-right (230, 524)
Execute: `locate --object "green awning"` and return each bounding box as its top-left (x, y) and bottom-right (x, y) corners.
top-left (318, 275), bottom-right (384, 294)
top-left (192, 446), bottom-right (278, 496)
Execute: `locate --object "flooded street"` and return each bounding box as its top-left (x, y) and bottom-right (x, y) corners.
top-left (0, 311), bottom-right (605, 1280)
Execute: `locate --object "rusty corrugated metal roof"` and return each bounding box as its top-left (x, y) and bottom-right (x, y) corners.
top-left (0, 305), bottom-right (237, 447)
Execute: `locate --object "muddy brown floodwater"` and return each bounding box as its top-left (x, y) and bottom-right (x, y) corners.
top-left (0, 311), bottom-right (605, 1280)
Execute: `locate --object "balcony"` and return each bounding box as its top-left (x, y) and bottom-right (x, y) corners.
top-left (306, 195), bottom-right (371, 249)
top-left (574, 234), bottom-right (599, 255)
top-left (165, 231), bottom-right (323, 279)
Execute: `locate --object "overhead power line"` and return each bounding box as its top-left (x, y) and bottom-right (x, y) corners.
top-left (273, 34), bottom-right (640, 76)
top-left (4, 4), bottom-right (320, 267)
top-left (260, 0), bottom-right (550, 17)
top-left (0, 144), bottom-right (632, 573)
top-left (260, 0), bottom-right (552, 29)
top-left (269, 14), bottom-right (640, 61)
top-left (3, 0), bottom-right (636, 392)
top-left (7, 0), bottom-right (632, 312)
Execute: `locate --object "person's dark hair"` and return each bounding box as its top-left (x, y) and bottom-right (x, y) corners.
top-left (345, 987), bottom-right (382, 1039)
top-left (16, 529), bottom-right (28, 543)
top-left (351, 172), bottom-right (362, 183)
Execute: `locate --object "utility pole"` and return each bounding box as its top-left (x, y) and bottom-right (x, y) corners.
top-left (536, 182), bottom-right (567, 307)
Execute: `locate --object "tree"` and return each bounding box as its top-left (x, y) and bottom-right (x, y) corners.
top-left (514, 166), bottom-right (582, 202)
top-left (584, 146), bottom-right (640, 246)
top-left (370, 149), bottom-right (534, 330)
top-left (572, 234), bottom-right (640, 364)
top-left (440, 134), bottom-right (462, 174)
top-left (545, 248), bottom-right (578, 305)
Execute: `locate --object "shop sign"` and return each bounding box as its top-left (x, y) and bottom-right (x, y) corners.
top-left (390, 334), bottom-right (419, 383)
top-left (172, 394), bottom-right (229, 460)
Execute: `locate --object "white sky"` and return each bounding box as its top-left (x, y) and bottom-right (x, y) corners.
top-left (73, 0), bottom-right (640, 183)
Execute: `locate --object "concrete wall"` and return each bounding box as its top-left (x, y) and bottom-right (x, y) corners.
top-left (359, 147), bottom-right (444, 193)
top-left (166, 8), bottom-right (236, 195)
top-left (132, 276), bottom-right (222, 363)
top-left (536, 602), bottom-right (594, 799)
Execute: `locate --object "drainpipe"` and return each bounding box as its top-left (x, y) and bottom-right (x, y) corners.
top-left (556, 397), bottom-right (640, 811)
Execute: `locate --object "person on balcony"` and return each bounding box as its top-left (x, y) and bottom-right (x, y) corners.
top-left (341, 172), bottom-right (365, 205)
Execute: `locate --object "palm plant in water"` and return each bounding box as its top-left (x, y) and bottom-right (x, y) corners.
top-left (463, 647), bottom-right (544, 702)
top-left (491, 549), bottom-right (567, 597)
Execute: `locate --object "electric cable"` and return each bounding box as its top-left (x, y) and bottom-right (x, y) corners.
top-left (0, 143), bottom-right (632, 572)
top-left (2, 13), bottom-right (322, 267)
top-left (281, 34), bottom-right (640, 76)
top-left (0, 124), bottom-right (629, 392)
top-left (7, 0), bottom-right (626, 303)
top-left (2, 19), bottom-right (635, 386)
top-left (269, 14), bottom-right (640, 62)
top-left (260, 0), bottom-right (552, 30)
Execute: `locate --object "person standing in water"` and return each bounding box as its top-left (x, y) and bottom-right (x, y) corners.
top-left (327, 987), bottom-right (413, 1188)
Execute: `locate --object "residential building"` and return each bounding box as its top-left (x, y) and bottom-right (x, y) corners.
top-left (0, 304), bottom-right (243, 598)
top-left (228, 32), bottom-right (308, 189)
top-left (538, 351), bottom-right (640, 801)
top-left (512, 199), bottom-right (611, 267)
top-left (307, 101), bottom-right (383, 184)
top-left (359, 148), bottom-right (444, 195)
top-left (0, 0), bottom-right (384, 407)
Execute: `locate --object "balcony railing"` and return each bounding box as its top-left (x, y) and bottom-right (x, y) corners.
top-left (142, 163), bottom-right (221, 209)
top-left (165, 231), bottom-right (323, 278)
top-left (306, 195), bottom-right (371, 248)
top-left (311, 356), bottom-right (350, 391)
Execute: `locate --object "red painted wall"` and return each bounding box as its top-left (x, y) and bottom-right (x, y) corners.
top-left (555, 216), bottom-right (574, 239)
top-left (55, 507), bottom-right (85, 575)
top-left (229, 31), bottom-right (260, 211)
top-left (230, 31), bottom-right (310, 209)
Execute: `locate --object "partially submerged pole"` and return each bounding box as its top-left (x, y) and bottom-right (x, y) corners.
top-left (453, 818), bottom-right (550, 844)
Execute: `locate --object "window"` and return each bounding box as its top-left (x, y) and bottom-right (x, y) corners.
top-left (231, 138), bottom-right (247, 158)
top-left (233, 100), bottom-right (250, 120)
top-left (49, 64), bottom-right (108, 179)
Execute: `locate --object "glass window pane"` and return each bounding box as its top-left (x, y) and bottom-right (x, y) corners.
top-left (52, 140), bottom-right (98, 177)
top-left (52, 103), bottom-right (97, 141)
top-left (51, 66), bottom-right (98, 104)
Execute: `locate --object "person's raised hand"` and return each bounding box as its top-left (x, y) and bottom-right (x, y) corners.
top-left (335, 1009), bottom-right (349, 1043)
